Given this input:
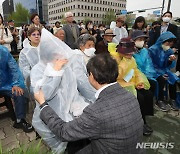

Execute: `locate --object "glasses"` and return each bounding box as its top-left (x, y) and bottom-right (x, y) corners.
top-left (31, 33), bottom-right (40, 37)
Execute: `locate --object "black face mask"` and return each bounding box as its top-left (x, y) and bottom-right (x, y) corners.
top-left (99, 30), bottom-right (104, 33)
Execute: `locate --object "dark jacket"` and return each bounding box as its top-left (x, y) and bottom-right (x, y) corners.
top-left (176, 27), bottom-right (180, 71)
top-left (95, 40), bottom-right (109, 54)
top-left (63, 24), bottom-right (80, 49)
top-left (149, 23), bottom-right (178, 47)
top-left (40, 83), bottom-right (144, 154)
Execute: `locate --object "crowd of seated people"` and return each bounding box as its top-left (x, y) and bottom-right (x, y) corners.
top-left (0, 10), bottom-right (179, 154)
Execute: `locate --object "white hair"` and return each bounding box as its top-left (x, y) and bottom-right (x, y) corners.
top-left (64, 12), bottom-right (73, 18)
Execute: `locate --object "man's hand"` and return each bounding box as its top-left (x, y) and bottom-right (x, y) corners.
top-left (136, 83), bottom-right (144, 89)
top-left (169, 55), bottom-right (176, 61)
top-left (53, 59), bottom-right (68, 71)
top-left (0, 40), bottom-right (5, 45)
top-left (163, 74), bottom-right (168, 80)
top-left (34, 90), bottom-right (45, 105)
top-left (12, 86), bottom-right (24, 96)
top-left (172, 48), bottom-right (177, 53)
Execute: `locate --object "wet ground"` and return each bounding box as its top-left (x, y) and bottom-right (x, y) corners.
top-left (0, 100), bottom-right (180, 154)
top-left (144, 108), bottom-right (180, 154)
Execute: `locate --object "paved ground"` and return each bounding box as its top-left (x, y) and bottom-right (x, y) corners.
top-left (0, 99), bottom-right (180, 154)
top-left (144, 108), bottom-right (180, 154)
top-left (0, 98), bottom-right (50, 154)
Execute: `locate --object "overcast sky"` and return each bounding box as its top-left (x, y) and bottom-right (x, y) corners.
top-left (126, 0), bottom-right (180, 17)
top-left (0, 0), bottom-right (179, 17)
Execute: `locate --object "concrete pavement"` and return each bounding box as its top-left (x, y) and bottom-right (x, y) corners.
top-left (0, 99), bottom-right (180, 154)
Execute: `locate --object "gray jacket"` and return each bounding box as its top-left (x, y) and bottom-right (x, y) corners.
top-left (40, 83), bottom-right (144, 154)
top-left (63, 24), bottom-right (80, 49)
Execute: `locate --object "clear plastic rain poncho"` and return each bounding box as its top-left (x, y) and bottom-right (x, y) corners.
top-left (30, 28), bottom-right (94, 153)
top-left (19, 38), bottom-right (40, 82)
top-left (72, 49), bottom-right (96, 103)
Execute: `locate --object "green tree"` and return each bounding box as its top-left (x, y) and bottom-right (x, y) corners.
top-left (102, 9), bottom-right (116, 25)
top-left (83, 17), bottom-right (91, 24)
top-left (8, 3), bottom-right (30, 26)
top-left (60, 14), bottom-right (66, 24)
top-left (125, 14), bottom-right (134, 28)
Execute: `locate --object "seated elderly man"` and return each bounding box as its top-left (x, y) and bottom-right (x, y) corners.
top-left (34, 54), bottom-right (144, 154)
top-left (0, 45), bottom-right (33, 133)
top-left (30, 29), bottom-right (96, 153)
top-left (95, 29), bottom-right (116, 54)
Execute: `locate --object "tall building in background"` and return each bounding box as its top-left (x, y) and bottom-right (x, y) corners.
top-left (2, 0), bottom-right (14, 23)
top-left (13, 0), bottom-right (48, 23)
top-left (48, 0), bottom-right (127, 25)
top-left (42, 0), bottom-right (48, 23)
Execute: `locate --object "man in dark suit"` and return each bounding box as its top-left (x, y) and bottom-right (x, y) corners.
top-left (149, 11), bottom-right (178, 48)
top-left (34, 54), bottom-right (144, 154)
top-left (175, 26), bottom-right (180, 74)
top-left (95, 29), bottom-right (116, 54)
top-left (63, 12), bottom-right (80, 49)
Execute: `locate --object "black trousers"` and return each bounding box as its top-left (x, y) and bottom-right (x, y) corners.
top-left (176, 57), bottom-right (180, 72)
top-left (66, 139), bottom-right (90, 154)
top-left (148, 79), bottom-right (157, 96)
top-left (10, 40), bottom-right (17, 53)
top-left (137, 89), bottom-right (154, 118)
top-left (156, 76), bottom-right (177, 100)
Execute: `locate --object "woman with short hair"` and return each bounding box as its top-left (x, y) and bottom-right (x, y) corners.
top-left (19, 27), bottom-right (41, 83)
top-left (30, 13), bottom-right (43, 29)
top-left (129, 16), bottom-right (146, 37)
top-left (72, 34), bottom-right (97, 102)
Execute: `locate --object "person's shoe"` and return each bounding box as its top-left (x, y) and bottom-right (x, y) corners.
top-left (13, 119), bottom-right (34, 133)
top-left (169, 100), bottom-right (179, 111)
top-left (143, 125), bottom-right (152, 136)
top-left (175, 71), bottom-right (180, 77)
top-left (155, 100), bottom-right (170, 112)
top-left (144, 124), bottom-right (153, 133)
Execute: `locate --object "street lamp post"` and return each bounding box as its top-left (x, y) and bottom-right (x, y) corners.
top-left (167, 0), bottom-right (171, 11)
top-left (161, 0), bottom-right (165, 15)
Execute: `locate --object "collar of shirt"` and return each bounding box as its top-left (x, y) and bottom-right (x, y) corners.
top-left (161, 23), bottom-right (169, 34)
top-left (95, 82), bottom-right (117, 99)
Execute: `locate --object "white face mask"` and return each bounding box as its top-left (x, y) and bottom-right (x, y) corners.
top-left (162, 17), bottom-right (171, 23)
top-left (84, 48), bottom-right (95, 57)
top-left (81, 24), bottom-right (85, 29)
top-left (135, 41), bottom-right (144, 48)
top-left (162, 44), bottom-right (170, 51)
